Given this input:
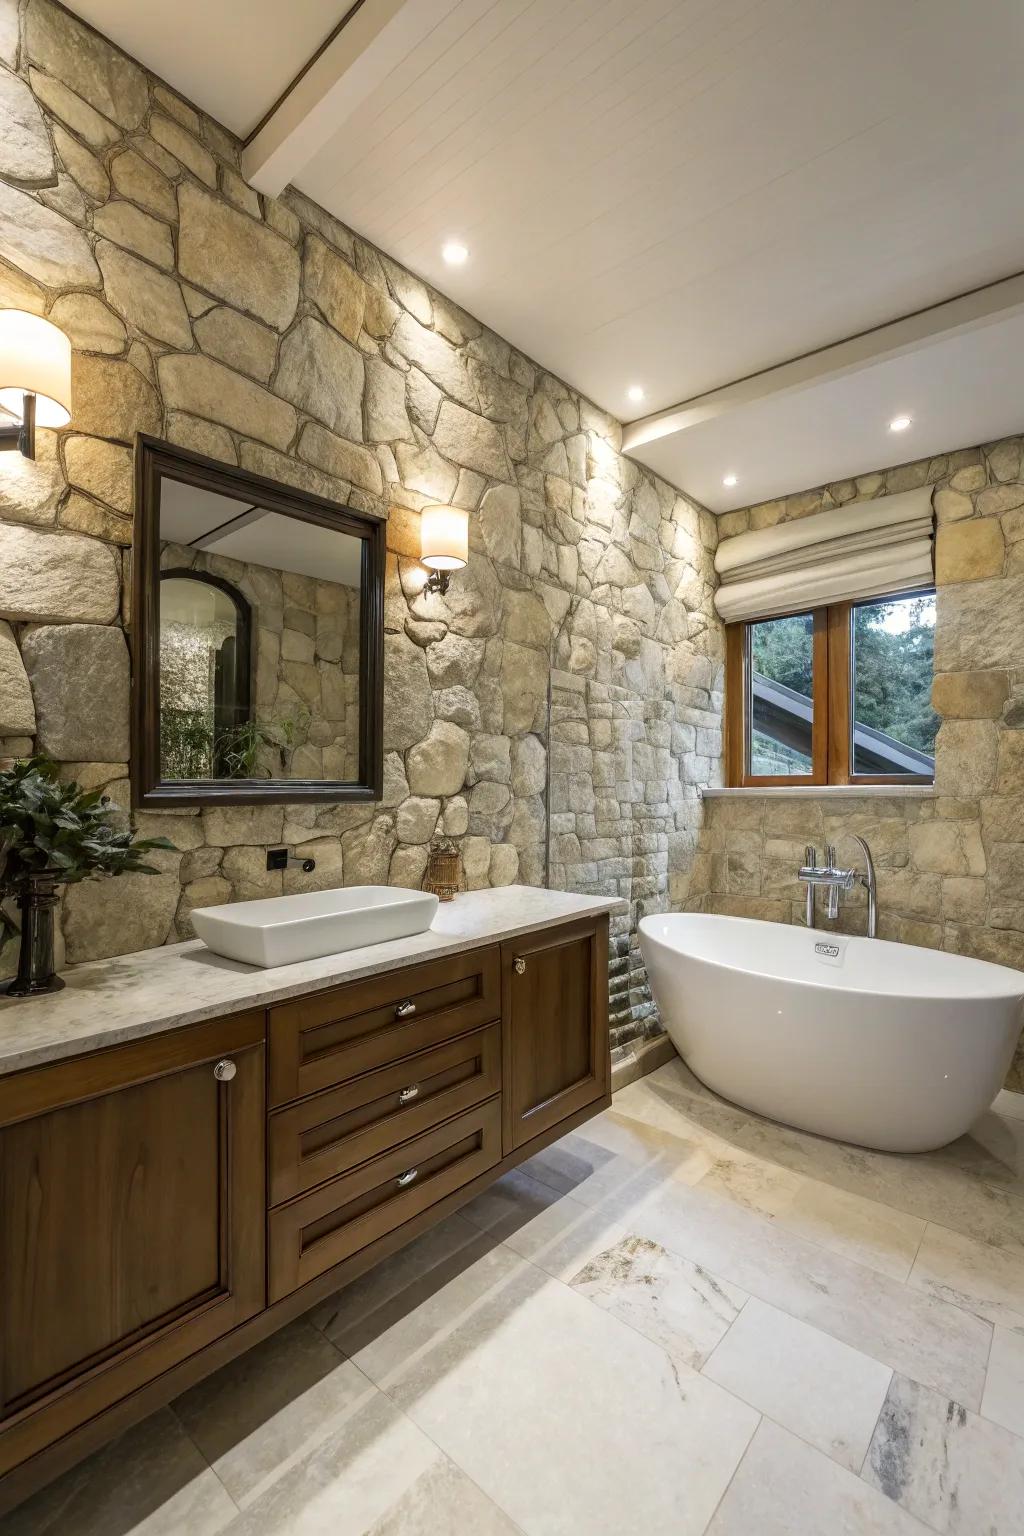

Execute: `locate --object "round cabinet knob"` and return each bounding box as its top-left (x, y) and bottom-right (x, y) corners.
top-left (213, 1059), bottom-right (237, 1082)
top-left (513, 957), bottom-right (526, 975)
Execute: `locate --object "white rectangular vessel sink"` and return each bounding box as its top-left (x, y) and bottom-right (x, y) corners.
top-left (190, 886), bottom-right (439, 968)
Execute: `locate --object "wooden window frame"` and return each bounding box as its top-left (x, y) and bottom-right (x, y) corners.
top-left (725, 590), bottom-right (936, 788)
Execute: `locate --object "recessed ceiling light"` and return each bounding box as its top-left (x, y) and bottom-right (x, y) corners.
top-left (627, 385), bottom-right (645, 403)
top-left (888, 414), bottom-right (912, 432)
top-left (442, 241), bottom-right (468, 265)
top-left (722, 473), bottom-right (738, 487)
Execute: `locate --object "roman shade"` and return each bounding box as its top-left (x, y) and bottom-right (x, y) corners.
top-left (713, 486), bottom-right (934, 624)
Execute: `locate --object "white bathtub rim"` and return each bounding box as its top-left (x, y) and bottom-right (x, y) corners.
top-left (638, 913), bottom-right (1024, 1007)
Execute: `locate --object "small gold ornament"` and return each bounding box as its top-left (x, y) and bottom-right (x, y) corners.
top-left (422, 837), bottom-right (464, 902)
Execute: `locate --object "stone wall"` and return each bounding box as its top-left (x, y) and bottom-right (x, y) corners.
top-left (689, 437), bottom-right (1024, 1088)
top-left (0, 0), bottom-right (723, 1054)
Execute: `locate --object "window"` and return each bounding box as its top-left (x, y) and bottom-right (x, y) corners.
top-left (725, 590), bottom-right (937, 786)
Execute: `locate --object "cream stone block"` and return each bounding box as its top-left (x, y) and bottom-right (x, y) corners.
top-left (0, 66), bottom-right (54, 183)
top-left (193, 305), bottom-right (277, 385)
top-left (932, 669), bottom-right (1009, 718)
top-left (935, 718), bottom-right (999, 799)
top-left (93, 199), bottom-right (174, 270)
top-left (96, 242), bottom-right (192, 349)
top-left (26, 0), bottom-right (149, 127)
top-left (907, 819), bottom-right (985, 877)
top-left (303, 234), bottom-right (366, 342)
top-left (72, 354), bottom-right (162, 442)
top-left (177, 181), bottom-right (299, 328)
top-left (0, 178), bottom-right (99, 288)
top-left (298, 423), bottom-right (383, 495)
top-left (48, 292), bottom-right (125, 356)
top-left (936, 518), bottom-right (1005, 584)
top-left (159, 354), bottom-right (296, 451)
top-left (109, 147), bottom-right (176, 220)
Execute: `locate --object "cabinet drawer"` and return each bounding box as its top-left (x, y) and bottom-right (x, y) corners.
top-left (269, 1098), bottom-right (501, 1301)
top-left (269, 946), bottom-right (500, 1108)
top-left (269, 1023), bottom-right (501, 1205)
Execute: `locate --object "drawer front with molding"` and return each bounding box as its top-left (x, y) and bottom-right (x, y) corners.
top-left (269, 947), bottom-right (500, 1108)
top-left (269, 1098), bottom-right (501, 1300)
top-left (268, 1023), bottom-right (501, 1204)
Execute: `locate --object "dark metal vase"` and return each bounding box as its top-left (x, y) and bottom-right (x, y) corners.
top-left (6, 873), bottom-right (64, 997)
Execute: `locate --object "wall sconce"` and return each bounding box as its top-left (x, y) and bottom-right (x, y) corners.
top-left (420, 504), bottom-right (468, 597)
top-left (0, 310), bottom-right (72, 461)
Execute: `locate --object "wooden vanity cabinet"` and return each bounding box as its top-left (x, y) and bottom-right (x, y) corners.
top-left (0, 1009), bottom-right (266, 1480)
top-left (0, 912), bottom-right (610, 1514)
top-left (502, 917), bottom-right (610, 1150)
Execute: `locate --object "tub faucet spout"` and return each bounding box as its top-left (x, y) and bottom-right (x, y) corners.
top-left (848, 834), bottom-right (878, 939)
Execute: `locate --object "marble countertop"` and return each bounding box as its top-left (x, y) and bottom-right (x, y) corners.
top-left (0, 886), bottom-right (626, 1078)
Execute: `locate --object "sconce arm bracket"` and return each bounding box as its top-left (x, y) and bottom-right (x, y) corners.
top-left (0, 394), bottom-right (35, 460)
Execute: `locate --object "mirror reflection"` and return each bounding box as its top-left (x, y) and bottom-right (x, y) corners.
top-left (157, 476), bottom-right (362, 785)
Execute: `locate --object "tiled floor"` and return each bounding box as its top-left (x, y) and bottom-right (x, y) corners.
top-left (6, 1059), bottom-right (1024, 1535)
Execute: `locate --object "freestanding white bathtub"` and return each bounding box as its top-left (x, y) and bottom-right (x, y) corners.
top-left (638, 913), bottom-right (1024, 1153)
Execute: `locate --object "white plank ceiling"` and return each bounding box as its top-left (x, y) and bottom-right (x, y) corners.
top-left (66, 0), bottom-right (1024, 506)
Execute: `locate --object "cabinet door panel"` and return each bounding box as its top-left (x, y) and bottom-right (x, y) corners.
top-left (502, 918), bottom-right (610, 1151)
top-left (0, 1014), bottom-right (265, 1475)
top-left (3, 1064), bottom-right (223, 1407)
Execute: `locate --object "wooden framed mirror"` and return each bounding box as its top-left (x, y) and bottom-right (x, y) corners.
top-left (132, 435), bottom-right (384, 809)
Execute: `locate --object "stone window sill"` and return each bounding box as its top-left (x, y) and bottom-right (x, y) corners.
top-left (700, 784), bottom-right (936, 800)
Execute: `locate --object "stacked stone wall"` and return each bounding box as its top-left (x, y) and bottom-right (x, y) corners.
top-left (0, 0), bottom-right (723, 1057)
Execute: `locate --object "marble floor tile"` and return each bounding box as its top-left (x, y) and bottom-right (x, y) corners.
top-left (629, 1062), bottom-right (1024, 1255)
top-left (173, 1318), bottom-right (376, 1508)
top-left (696, 1145), bottom-right (926, 1282)
top-left (378, 1259), bottom-right (759, 1536)
top-left (459, 1165), bottom-right (634, 1282)
top-left (701, 1296), bottom-right (892, 1470)
top-left (931, 1108), bottom-right (1024, 1199)
top-left (221, 1389), bottom-right (452, 1536)
top-left (865, 1373), bottom-right (1024, 1535)
top-left (363, 1458), bottom-right (523, 1535)
top-left (780, 1178), bottom-right (927, 1283)
top-left (570, 1232), bottom-right (748, 1368)
top-left (308, 1212), bottom-right (489, 1343)
top-left (707, 1419), bottom-right (930, 1535)
top-left (0, 1407), bottom-right (237, 1536)
top-left (983, 1327), bottom-right (1024, 1439)
top-left (909, 1222), bottom-right (1024, 1329)
top-left (627, 1177), bottom-right (992, 1407)
top-left (320, 1225), bottom-right (529, 1387)
top-left (517, 1125), bottom-right (667, 1209)
top-left (994, 1090), bottom-right (1024, 1122)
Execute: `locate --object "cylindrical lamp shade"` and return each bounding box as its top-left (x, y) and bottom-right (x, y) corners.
top-left (420, 504), bottom-right (468, 571)
top-left (0, 310), bottom-right (72, 428)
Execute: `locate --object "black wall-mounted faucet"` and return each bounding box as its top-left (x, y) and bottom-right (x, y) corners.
top-left (266, 848), bottom-right (316, 874)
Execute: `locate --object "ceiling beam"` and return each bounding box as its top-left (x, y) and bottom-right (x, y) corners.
top-left (621, 271), bottom-right (1024, 458)
top-left (242, 0), bottom-right (444, 197)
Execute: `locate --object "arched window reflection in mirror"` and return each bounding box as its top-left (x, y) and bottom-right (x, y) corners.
top-left (159, 571), bottom-right (252, 781)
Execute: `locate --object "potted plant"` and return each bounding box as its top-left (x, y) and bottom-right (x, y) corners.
top-left (0, 757), bottom-right (175, 997)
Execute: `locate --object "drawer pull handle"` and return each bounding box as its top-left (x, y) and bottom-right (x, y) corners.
top-left (396, 1168), bottom-right (418, 1188)
top-left (513, 957), bottom-right (526, 975)
top-left (213, 1059), bottom-right (236, 1082)
top-left (398, 1084), bottom-right (420, 1105)
top-left (395, 999), bottom-right (417, 1018)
